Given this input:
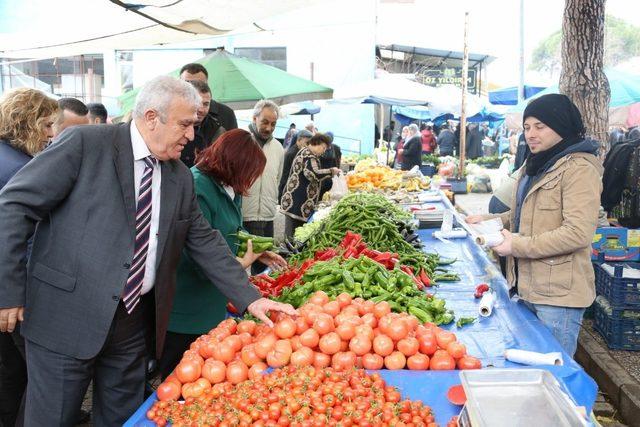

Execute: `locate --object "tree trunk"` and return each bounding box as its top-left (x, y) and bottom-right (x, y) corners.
top-left (560, 0), bottom-right (609, 157)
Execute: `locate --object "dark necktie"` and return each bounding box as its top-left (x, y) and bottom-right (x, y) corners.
top-left (122, 156), bottom-right (156, 314)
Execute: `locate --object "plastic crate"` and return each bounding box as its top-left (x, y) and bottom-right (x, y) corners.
top-left (593, 261), bottom-right (640, 309)
top-left (593, 301), bottom-right (640, 350)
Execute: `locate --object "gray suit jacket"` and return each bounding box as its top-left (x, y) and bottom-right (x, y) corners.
top-left (0, 123), bottom-right (260, 359)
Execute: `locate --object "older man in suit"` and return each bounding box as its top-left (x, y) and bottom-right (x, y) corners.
top-left (0, 75), bottom-right (295, 426)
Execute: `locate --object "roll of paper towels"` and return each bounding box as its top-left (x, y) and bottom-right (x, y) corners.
top-left (475, 232), bottom-right (505, 247)
top-left (478, 291), bottom-right (495, 317)
top-left (504, 349), bottom-right (563, 366)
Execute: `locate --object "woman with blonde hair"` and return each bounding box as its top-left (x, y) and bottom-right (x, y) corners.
top-left (0, 87), bottom-right (58, 427)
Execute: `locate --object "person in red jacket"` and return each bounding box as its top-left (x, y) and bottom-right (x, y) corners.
top-left (420, 123), bottom-right (437, 154)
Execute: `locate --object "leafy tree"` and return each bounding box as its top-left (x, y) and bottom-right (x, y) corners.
top-left (531, 14), bottom-right (640, 74)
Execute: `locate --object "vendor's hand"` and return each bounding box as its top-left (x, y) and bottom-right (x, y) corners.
top-left (492, 229), bottom-right (513, 256)
top-left (247, 298), bottom-right (298, 327)
top-left (465, 214), bottom-right (484, 224)
top-left (237, 240), bottom-right (261, 269)
top-left (331, 167), bottom-right (341, 176)
top-left (258, 251), bottom-right (288, 271)
top-left (0, 306), bottom-right (24, 333)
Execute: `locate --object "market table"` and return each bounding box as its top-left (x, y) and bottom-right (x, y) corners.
top-left (125, 195), bottom-right (597, 426)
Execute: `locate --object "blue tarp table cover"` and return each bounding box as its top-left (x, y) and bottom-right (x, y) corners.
top-left (125, 198), bottom-right (598, 426)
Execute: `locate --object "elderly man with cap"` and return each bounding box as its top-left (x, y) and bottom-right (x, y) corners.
top-left (467, 94), bottom-right (603, 357)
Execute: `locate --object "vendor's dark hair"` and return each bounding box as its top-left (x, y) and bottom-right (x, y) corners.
top-left (58, 98), bottom-right (88, 116)
top-left (308, 133), bottom-right (332, 146)
top-left (188, 79), bottom-right (211, 95)
top-left (196, 129), bottom-right (266, 195)
top-left (180, 63), bottom-right (208, 78)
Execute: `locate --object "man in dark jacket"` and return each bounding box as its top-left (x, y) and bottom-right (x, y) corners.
top-left (400, 124), bottom-right (422, 171)
top-left (466, 124), bottom-right (484, 160)
top-left (438, 124), bottom-right (456, 156)
top-left (179, 64), bottom-right (238, 165)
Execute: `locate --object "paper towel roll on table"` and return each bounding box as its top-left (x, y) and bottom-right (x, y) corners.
top-left (475, 232), bottom-right (505, 247)
top-left (478, 291), bottom-right (495, 317)
top-left (504, 349), bottom-right (564, 366)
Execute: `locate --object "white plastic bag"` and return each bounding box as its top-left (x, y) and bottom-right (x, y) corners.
top-left (329, 174), bottom-right (348, 200)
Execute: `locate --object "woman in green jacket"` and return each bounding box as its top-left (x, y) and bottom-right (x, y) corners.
top-left (158, 129), bottom-right (287, 379)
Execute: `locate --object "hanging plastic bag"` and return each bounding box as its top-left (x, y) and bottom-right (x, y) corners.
top-left (329, 173), bottom-right (348, 200)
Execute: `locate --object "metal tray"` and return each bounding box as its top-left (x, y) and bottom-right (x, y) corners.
top-left (459, 369), bottom-right (587, 427)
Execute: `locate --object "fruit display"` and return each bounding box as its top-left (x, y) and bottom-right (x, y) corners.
top-left (346, 165), bottom-right (430, 192)
top-left (148, 366), bottom-right (440, 426)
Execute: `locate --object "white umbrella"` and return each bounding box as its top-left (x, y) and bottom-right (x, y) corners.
top-left (331, 76), bottom-right (435, 106)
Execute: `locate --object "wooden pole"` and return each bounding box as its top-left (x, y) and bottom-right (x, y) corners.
top-left (458, 11), bottom-right (470, 180)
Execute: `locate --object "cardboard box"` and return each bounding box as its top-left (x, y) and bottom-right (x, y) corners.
top-left (592, 227), bottom-right (640, 261)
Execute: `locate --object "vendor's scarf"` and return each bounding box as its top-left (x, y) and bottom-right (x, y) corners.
top-left (522, 94), bottom-right (586, 176)
top-left (249, 122), bottom-right (270, 147)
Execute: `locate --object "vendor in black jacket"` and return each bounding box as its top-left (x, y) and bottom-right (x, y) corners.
top-left (400, 124), bottom-right (422, 170)
top-left (179, 63), bottom-right (238, 167)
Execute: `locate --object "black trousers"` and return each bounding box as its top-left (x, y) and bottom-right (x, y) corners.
top-left (157, 331), bottom-right (200, 381)
top-left (243, 220), bottom-right (274, 275)
top-left (0, 327), bottom-right (26, 427)
top-left (24, 299), bottom-right (150, 427)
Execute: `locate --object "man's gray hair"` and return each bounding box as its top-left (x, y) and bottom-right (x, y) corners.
top-left (133, 75), bottom-right (201, 122)
top-left (252, 99), bottom-right (280, 118)
top-left (408, 123), bottom-right (419, 134)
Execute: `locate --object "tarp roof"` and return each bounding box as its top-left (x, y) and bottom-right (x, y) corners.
top-left (0, 0), bottom-right (324, 59)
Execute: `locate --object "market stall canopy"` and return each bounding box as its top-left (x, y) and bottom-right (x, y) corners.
top-left (506, 69), bottom-right (640, 128)
top-left (118, 50), bottom-right (333, 112)
top-left (331, 76), bottom-right (435, 106)
top-left (426, 84), bottom-right (486, 118)
top-left (467, 108), bottom-right (505, 123)
top-left (0, 0), bottom-right (324, 59)
top-left (280, 101), bottom-right (322, 116)
top-left (488, 85), bottom-right (546, 105)
top-left (391, 105), bottom-right (431, 120)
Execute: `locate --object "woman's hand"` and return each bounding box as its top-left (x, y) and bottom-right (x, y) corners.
top-left (331, 167), bottom-right (341, 176)
top-left (492, 229), bottom-right (513, 256)
top-left (465, 214), bottom-right (485, 224)
top-left (247, 298), bottom-right (298, 327)
top-left (236, 240), bottom-right (261, 269)
top-left (258, 251), bottom-right (288, 271)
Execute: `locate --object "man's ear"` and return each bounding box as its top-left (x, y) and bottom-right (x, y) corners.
top-left (143, 109), bottom-right (159, 130)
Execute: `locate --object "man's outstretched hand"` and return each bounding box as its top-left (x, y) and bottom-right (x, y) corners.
top-left (247, 298), bottom-right (297, 327)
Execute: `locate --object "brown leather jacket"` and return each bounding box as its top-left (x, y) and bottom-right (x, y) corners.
top-left (496, 152), bottom-right (603, 308)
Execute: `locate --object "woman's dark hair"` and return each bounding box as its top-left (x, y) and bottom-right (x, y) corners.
top-left (195, 129), bottom-right (266, 195)
top-left (308, 133), bottom-right (332, 147)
